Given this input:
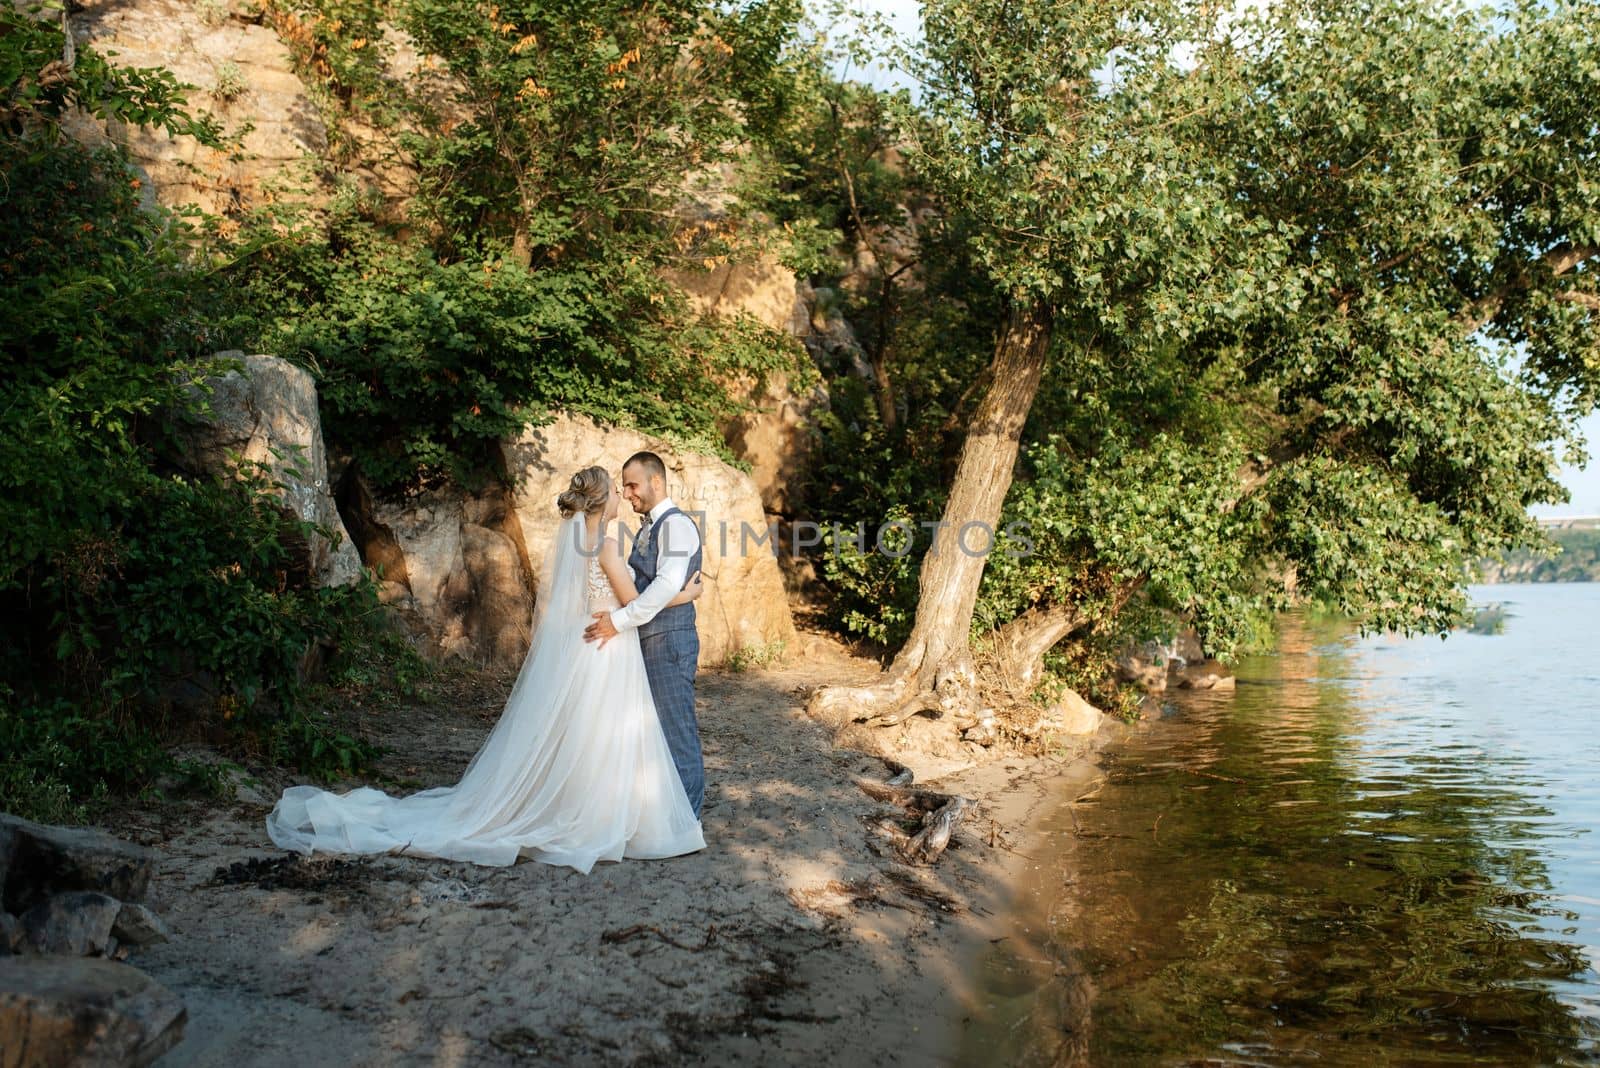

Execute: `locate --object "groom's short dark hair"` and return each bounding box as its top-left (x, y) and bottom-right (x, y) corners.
top-left (623, 451), bottom-right (666, 483)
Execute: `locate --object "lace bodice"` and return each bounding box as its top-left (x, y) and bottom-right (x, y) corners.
top-left (586, 551), bottom-right (622, 612)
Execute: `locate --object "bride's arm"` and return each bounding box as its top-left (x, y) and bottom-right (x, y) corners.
top-left (599, 534), bottom-right (703, 608)
top-left (664, 569), bottom-right (703, 607)
top-left (598, 533), bottom-right (641, 604)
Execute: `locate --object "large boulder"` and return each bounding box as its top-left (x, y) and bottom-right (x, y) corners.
top-left (717, 368), bottom-right (827, 517)
top-left (109, 905), bottom-right (171, 950)
top-left (504, 414), bottom-right (798, 668)
top-left (0, 815), bottom-right (154, 916)
top-left (334, 475), bottom-right (536, 665)
top-left (335, 414), bottom-right (798, 669)
top-left (180, 353), bottom-right (361, 588)
top-left (19, 893), bottom-right (122, 958)
top-left (0, 956), bottom-right (186, 1068)
top-left (1044, 689), bottom-right (1106, 735)
top-left (1175, 660), bottom-right (1237, 691)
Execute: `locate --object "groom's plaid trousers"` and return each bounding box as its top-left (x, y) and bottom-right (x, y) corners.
top-left (628, 507), bottom-right (705, 817)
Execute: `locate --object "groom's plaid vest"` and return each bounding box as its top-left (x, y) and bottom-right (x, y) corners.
top-left (628, 506), bottom-right (702, 639)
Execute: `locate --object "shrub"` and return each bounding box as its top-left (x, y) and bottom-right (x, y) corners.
top-left (0, 9), bottom-right (395, 817)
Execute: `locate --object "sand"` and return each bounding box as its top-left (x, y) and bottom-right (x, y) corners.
top-left (100, 632), bottom-right (1103, 1067)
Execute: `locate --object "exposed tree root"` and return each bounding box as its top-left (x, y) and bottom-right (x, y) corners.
top-left (806, 675), bottom-right (913, 727)
top-left (860, 689), bottom-right (946, 727)
top-left (810, 655), bottom-right (982, 732)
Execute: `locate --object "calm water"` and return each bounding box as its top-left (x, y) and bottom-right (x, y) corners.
top-left (961, 583), bottom-right (1600, 1066)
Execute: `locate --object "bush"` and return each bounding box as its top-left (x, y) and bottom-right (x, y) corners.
top-left (0, 11), bottom-right (396, 817)
top-left (230, 204), bottom-right (806, 492)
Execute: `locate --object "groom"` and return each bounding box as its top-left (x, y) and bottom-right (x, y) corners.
top-left (583, 451), bottom-right (706, 817)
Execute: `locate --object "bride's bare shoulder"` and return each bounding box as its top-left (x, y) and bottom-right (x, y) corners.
top-left (596, 524), bottom-right (626, 560)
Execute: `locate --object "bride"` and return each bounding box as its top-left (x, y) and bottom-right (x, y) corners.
top-left (265, 466), bottom-right (707, 873)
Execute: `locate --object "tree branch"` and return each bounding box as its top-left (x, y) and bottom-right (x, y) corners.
top-left (1457, 243), bottom-right (1599, 335)
top-left (1555, 289), bottom-right (1600, 313)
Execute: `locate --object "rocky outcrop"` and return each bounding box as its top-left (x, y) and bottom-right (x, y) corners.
top-left (0, 815), bottom-right (154, 916)
top-left (667, 253), bottom-right (829, 516)
top-left (1477, 524), bottom-right (1600, 583)
top-left (503, 414), bottom-right (799, 667)
top-left (180, 353), bottom-right (361, 588)
top-left (1115, 640), bottom-right (1173, 693)
top-left (333, 413), bottom-right (798, 668)
top-left (665, 252), bottom-right (807, 337)
top-left (0, 814), bottom-right (184, 1066)
top-left (1116, 630), bottom-right (1230, 695)
top-left (717, 368), bottom-right (828, 517)
top-left (335, 474), bottom-right (536, 665)
top-left (797, 282), bottom-right (872, 381)
top-left (70, 0), bottom-right (327, 218)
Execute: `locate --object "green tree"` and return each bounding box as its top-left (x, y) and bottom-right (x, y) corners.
top-left (399, 0), bottom-right (799, 266)
top-left (811, 0), bottom-right (1599, 723)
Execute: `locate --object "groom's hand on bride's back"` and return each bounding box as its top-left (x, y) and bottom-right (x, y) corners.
top-left (584, 611), bottom-right (618, 647)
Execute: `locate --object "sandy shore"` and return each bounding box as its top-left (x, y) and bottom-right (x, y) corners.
top-left (99, 632), bottom-right (1103, 1067)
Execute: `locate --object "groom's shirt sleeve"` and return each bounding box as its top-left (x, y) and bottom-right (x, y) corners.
top-left (609, 512), bottom-right (699, 632)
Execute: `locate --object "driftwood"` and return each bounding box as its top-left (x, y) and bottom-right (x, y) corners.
top-left (855, 758), bottom-right (977, 865)
top-left (881, 757), bottom-right (914, 789)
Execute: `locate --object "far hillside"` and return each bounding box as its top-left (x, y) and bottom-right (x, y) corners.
top-left (1480, 522), bottom-right (1600, 583)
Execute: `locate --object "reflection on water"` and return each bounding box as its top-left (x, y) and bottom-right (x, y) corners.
top-left (959, 584), bottom-right (1600, 1066)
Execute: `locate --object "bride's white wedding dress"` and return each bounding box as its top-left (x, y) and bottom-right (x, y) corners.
top-left (265, 513), bottom-right (706, 874)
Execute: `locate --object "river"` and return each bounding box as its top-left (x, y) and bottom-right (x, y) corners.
top-left (959, 583), bottom-right (1600, 1066)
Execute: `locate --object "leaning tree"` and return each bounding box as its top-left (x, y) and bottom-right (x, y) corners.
top-left (810, 0), bottom-right (1600, 724)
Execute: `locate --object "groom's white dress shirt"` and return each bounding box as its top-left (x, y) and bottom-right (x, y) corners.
top-left (609, 496), bottom-right (700, 633)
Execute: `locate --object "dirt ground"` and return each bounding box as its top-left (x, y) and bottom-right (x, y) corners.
top-left (100, 631), bottom-right (1103, 1067)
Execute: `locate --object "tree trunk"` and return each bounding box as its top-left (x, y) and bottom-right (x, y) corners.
top-left (809, 298), bottom-right (1053, 723)
top-left (510, 227), bottom-right (533, 268)
top-left (984, 573), bottom-right (1147, 694)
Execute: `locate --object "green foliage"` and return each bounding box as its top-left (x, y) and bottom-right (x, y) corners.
top-left (0, 694), bottom-right (121, 824)
top-left (877, 0), bottom-right (1595, 664)
top-left (753, 52), bottom-right (908, 276)
top-left (231, 201), bottom-right (805, 490)
top-left (0, 11), bottom-right (390, 817)
top-left (396, 0), bottom-right (797, 260)
top-left (726, 639), bottom-right (787, 672)
top-left (211, 60), bottom-right (248, 103)
top-left (809, 258), bottom-right (998, 646)
top-left (1, 4), bottom-right (222, 143)
top-left (218, 0), bottom-right (810, 492)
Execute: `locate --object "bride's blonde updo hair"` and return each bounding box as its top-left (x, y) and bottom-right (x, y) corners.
top-left (556, 465), bottom-right (610, 518)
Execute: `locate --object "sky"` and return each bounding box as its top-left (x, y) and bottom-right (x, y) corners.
top-left (825, 0), bottom-right (1600, 517)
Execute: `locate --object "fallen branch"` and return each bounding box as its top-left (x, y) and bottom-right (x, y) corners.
top-left (855, 777), bottom-right (955, 814)
top-left (600, 924), bottom-right (718, 952)
top-left (903, 795), bottom-right (976, 864)
top-left (882, 758), bottom-right (914, 789)
top-left (856, 764), bottom-right (977, 865)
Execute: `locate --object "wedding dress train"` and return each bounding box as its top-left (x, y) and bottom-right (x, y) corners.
top-left (265, 513), bottom-right (706, 874)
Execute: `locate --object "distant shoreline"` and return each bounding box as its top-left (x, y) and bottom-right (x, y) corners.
top-left (1479, 526), bottom-right (1600, 584)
